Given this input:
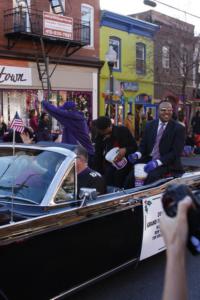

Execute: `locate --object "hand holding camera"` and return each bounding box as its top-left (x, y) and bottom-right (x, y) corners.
top-left (161, 184), bottom-right (200, 255)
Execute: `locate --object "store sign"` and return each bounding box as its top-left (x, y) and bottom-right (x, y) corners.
top-left (120, 82), bottom-right (139, 91)
top-left (140, 194), bottom-right (166, 260)
top-left (0, 66), bottom-right (32, 86)
top-left (135, 94), bottom-right (152, 104)
top-left (43, 12), bottom-right (73, 40)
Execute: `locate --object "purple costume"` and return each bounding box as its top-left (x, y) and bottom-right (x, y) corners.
top-left (42, 100), bottom-right (94, 155)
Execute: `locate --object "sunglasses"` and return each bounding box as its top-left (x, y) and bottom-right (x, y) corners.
top-left (160, 108), bottom-right (173, 112)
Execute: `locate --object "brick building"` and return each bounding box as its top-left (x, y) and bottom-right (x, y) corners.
top-left (131, 10), bottom-right (196, 123)
top-left (0, 0), bottom-right (102, 126)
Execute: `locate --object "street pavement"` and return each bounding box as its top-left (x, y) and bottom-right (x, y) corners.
top-left (67, 251), bottom-right (200, 300)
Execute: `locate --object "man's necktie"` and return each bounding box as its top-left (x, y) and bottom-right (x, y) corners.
top-left (152, 123), bottom-right (165, 160)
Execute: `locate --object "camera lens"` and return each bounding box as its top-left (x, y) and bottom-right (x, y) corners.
top-left (162, 195), bottom-right (177, 217)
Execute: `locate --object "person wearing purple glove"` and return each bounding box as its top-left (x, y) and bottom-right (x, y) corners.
top-left (125, 100), bottom-right (186, 188)
top-left (144, 160), bottom-right (159, 173)
top-left (93, 116), bottom-right (137, 188)
top-left (127, 152), bottom-right (139, 164)
top-left (42, 100), bottom-right (94, 166)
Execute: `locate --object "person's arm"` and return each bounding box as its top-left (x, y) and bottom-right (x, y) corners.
top-left (42, 100), bottom-right (83, 124)
top-left (160, 123), bottom-right (186, 165)
top-left (160, 196), bottom-right (192, 300)
top-left (115, 127), bottom-right (138, 161)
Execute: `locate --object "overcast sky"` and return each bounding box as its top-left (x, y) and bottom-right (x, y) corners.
top-left (100, 0), bottom-right (200, 35)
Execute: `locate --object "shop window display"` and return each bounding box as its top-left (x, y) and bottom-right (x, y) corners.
top-left (1, 90), bottom-right (92, 131)
top-left (2, 90), bottom-right (41, 127)
top-left (3, 91), bottom-right (27, 125)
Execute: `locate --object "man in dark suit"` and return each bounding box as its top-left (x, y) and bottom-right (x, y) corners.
top-left (126, 100), bottom-right (186, 187)
top-left (93, 116), bottom-right (138, 188)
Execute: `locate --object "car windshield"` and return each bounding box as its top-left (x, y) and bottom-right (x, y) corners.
top-left (0, 148), bottom-right (65, 204)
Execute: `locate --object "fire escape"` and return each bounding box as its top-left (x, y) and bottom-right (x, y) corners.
top-left (3, 0), bottom-right (90, 98)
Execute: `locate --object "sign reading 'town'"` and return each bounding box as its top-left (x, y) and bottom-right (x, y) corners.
top-left (0, 66), bottom-right (32, 86)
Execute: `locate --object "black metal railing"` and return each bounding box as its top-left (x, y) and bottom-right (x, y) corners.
top-left (4, 7), bottom-right (90, 45)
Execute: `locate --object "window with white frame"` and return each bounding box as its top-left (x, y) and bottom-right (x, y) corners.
top-left (109, 37), bottom-right (121, 70)
top-left (13, 0), bottom-right (31, 32)
top-left (136, 43), bottom-right (146, 74)
top-left (81, 4), bottom-right (94, 47)
top-left (162, 46), bottom-right (170, 69)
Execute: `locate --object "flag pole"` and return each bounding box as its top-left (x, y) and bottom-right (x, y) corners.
top-left (10, 128), bottom-right (16, 224)
top-left (9, 111), bottom-right (25, 224)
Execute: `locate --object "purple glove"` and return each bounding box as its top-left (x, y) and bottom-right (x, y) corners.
top-left (144, 160), bottom-right (158, 173)
top-left (128, 153), bottom-right (139, 164)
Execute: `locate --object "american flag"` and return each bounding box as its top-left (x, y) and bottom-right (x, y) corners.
top-left (10, 112), bottom-right (24, 133)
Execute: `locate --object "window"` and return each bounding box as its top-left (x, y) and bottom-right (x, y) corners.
top-left (162, 46), bottom-right (170, 69)
top-left (109, 37), bottom-right (121, 70)
top-left (136, 43), bottom-right (146, 74)
top-left (54, 165), bottom-right (76, 204)
top-left (13, 0), bottom-right (31, 32)
top-left (50, 0), bottom-right (65, 13)
top-left (180, 47), bottom-right (188, 77)
top-left (81, 4), bottom-right (94, 47)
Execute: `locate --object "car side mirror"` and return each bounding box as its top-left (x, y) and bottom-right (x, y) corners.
top-left (79, 188), bottom-right (97, 207)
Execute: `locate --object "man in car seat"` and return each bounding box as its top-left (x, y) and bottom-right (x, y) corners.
top-left (75, 145), bottom-right (106, 197)
top-left (125, 100), bottom-right (186, 188)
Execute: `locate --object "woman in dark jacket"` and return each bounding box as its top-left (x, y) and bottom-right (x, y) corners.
top-left (36, 112), bottom-right (52, 142)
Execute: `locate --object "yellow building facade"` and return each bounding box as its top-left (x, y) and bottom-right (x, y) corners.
top-left (100, 11), bottom-right (159, 138)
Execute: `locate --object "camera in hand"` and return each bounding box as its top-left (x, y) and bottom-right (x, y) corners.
top-left (162, 184), bottom-right (200, 255)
